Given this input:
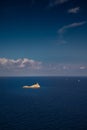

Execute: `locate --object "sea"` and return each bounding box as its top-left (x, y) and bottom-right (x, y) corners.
top-left (0, 77), bottom-right (87, 130)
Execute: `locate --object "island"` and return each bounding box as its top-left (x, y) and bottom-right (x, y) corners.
top-left (23, 83), bottom-right (40, 89)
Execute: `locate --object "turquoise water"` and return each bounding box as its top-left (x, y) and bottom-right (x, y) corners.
top-left (0, 77), bottom-right (87, 130)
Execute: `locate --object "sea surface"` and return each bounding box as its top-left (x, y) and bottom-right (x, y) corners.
top-left (0, 77), bottom-right (87, 130)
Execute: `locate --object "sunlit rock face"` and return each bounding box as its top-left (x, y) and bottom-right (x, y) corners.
top-left (23, 83), bottom-right (40, 88)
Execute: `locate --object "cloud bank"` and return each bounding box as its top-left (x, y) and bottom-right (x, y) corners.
top-left (0, 58), bottom-right (42, 70)
top-left (0, 58), bottom-right (87, 76)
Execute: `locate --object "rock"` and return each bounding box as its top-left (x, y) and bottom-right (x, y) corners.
top-left (23, 83), bottom-right (40, 88)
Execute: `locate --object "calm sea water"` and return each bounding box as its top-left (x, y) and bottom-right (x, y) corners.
top-left (0, 77), bottom-right (87, 130)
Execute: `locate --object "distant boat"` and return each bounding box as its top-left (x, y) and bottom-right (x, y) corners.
top-left (23, 83), bottom-right (40, 89)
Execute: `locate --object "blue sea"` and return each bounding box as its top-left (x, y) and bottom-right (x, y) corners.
top-left (0, 77), bottom-right (87, 130)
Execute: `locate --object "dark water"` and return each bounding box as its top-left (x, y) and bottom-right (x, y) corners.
top-left (0, 77), bottom-right (87, 130)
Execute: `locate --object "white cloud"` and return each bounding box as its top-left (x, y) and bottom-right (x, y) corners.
top-left (0, 58), bottom-right (42, 70)
top-left (68, 7), bottom-right (80, 14)
top-left (58, 21), bottom-right (86, 34)
top-left (80, 66), bottom-right (86, 70)
top-left (48, 0), bottom-right (69, 7)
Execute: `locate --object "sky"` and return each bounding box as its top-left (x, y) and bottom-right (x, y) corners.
top-left (0, 0), bottom-right (87, 76)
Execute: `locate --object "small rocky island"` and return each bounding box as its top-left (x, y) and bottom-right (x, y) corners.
top-left (23, 83), bottom-right (40, 89)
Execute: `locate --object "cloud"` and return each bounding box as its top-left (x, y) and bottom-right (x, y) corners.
top-left (68, 7), bottom-right (80, 14)
top-left (0, 58), bottom-right (87, 76)
top-left (80, 66), bottom-right (86, 70)
top-left (41, 63), bottom-right (87, 76)
top-left (0, 58), bottom-right (42, 70)
top-left (48, 0), bottom-right (69, 7)
top-left (58, 21), bottom-right (86, 34)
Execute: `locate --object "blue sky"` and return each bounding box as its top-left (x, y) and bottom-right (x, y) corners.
top-left (0, 0), bottom-right (87, 76)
